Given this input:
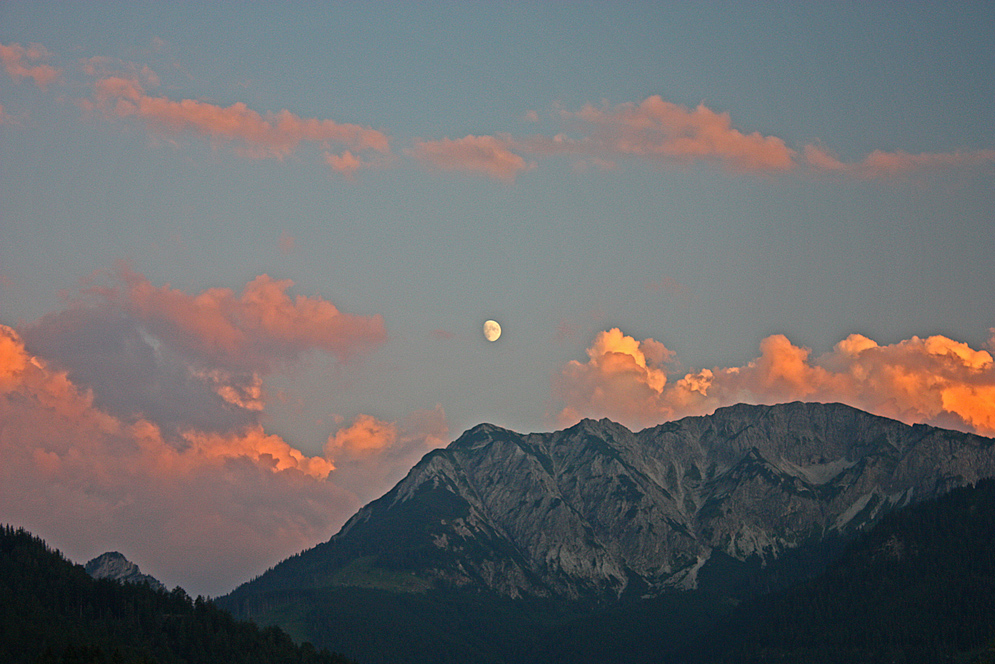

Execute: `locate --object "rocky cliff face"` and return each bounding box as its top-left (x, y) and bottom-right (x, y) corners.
top-left (85, 551), bottom-right (166, 592)
top-left (239, 402), bottom-right (995, 600)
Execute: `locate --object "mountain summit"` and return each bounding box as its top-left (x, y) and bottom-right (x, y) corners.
top-left (84, 551), bottom-right (166, 592)
top-left (231, 402), bottom-right (995, 601)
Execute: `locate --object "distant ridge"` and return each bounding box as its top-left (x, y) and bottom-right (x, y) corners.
top-left (85, 551), bottom-right (166, 592)
top-left (0, 525), bottom-right (356, 664)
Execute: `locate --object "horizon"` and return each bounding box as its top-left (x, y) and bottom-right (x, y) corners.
top-left (2, 2), bottom-right (993, 597)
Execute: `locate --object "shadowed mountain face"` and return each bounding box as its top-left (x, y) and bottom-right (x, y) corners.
top-left (232, 402), bottom-right (995, 601)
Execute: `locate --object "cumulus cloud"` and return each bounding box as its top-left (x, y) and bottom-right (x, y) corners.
top-left (325, 407), bottom-right (449, 500)
top-left (1, 269), bottom-right (450, 596)
top-left (556, 328), bottom-right (995, 435)
top-left (86, 72), bottom-right (390, 161)
top-left (0, 41), bottom-right (61, 88)
top-left (93, 263), bottom-right (386, 371)
top-left (0, 324), bottom-right (353, 596)
top-left (22, 265), bottom-right (386, 435)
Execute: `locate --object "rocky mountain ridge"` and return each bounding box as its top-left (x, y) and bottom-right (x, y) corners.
top-left (233, 402), bottom-right (995, 601)
top-left (84, 551), bottom-right (166, 592)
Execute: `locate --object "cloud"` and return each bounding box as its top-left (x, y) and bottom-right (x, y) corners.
top-left (408, 96), bottom-right (992, 182)
top-left (557, 96), bottom-right (797, 172)
top-left (0, 324), bottom-right (353, 596)
top-left (87, 73), bottom-right (390, 161)
top-left (0, 41), bottom-right (61, 89)
top-left (23, 265), bottom-right (386, 437)
top-left (95, 264), bottom-right (385, 371)
top-left (805, 144), bottom-right (995, 178)
top-left (556, 328), bottom-right (995, 435)
top-left (410, 134), bottom-right (536, 181)
top-left (1, 268), bottom-right (451, 596)
top-left (325, 406), bottom-right (449, 500)
top-left (324, 150), bottom-right (371, 176)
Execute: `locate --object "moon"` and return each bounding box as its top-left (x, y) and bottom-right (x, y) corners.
top-left (483, 319), bottom-right (502, 342)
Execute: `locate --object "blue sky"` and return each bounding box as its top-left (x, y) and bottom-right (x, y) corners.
top-left (2, 2), bottom-right (994, 595)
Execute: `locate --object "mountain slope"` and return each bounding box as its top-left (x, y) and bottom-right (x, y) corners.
top-left (526, 477), bottom-right (995, 664)
top-left (0, 525), bottom-right (356, 664)
top-left (230, 402), bottom-right (995, 602)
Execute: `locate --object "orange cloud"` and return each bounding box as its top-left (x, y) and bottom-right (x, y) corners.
top-left (324, 407), bottom-right (448, 498)
top-left (0, 324), bottom-right (351, 595)
top-left (410, 134), bottom-right (536, 181)
top-left (805, 144), bottom-right (995, 178)
top-left (89, 74), bottom-right (389, 160)
top-left (558, 96), bottom-right (797, 172)
top-left (22, 266), bottom-right (386, 439)
top-left (0, 41), bottom-right (61, 89)
top-left (556, 329), bottom-right (676, 428)
top-left (325, 413), bottom-right (399, 458)
top-left (324, 150), bottom-right (369, 176)
top-left (556, 328), bottom-right (995, 435)
top-left (101, 265), bottom-right (386, 371)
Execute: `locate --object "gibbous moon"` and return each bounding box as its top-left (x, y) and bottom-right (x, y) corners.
top-left (483, 319), bottom-right (502, 342)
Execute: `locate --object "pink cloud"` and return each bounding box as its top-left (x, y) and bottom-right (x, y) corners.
top-left (0, 324), bottom-right (353, 596)
top-left (805, 144), bottom-right (995, 178)
top-left (410, 134), bottom-right (536, 181)
top-left (557, 96), bottom-right (797, 172)
top-left (101, 264), bottom-right (386, 371)
top-left (22, 266), bottom-right (386, 438)
top-left (89, 75), bottom-right (390, 160)
top-left (2, 269), bottom-right (447, 596)
top-left (324, 150), bottom-right (368, 176)
top-left (556, 328), bottom-right (995, 435)
top-left (324, 407), bottom-right (448, 499)
top-left (0, 41), bottom-right (61, 89)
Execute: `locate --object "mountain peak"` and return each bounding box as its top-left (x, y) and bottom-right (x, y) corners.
top-left (231, 402), bottom-right (995, 602)
top-left (85, 551), bottom-right (166, 591)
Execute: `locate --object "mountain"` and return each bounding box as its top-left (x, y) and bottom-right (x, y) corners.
top-left (0, 525), bottom-right (357, 664)
top-left (529, 478), bottom-right (995, 664)
top-left (219, 402), bottom-right (995, 664)
top-left (85, 551), bottom-right (166, 592)
top-left (229, 402), bottom-right (995, 602)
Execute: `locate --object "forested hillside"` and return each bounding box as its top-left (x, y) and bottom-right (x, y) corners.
top-left (0, 526), bottom-right (356, 664)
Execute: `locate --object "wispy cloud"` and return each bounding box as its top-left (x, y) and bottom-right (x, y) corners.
top-left (84, 71), bottom-right (390, 164)
top-left (805, 144), bottom-right (995, 178)
top-left (556, 328), bottom-right (995, 435)
top-left (556, 95), bottom-right (797, 172)
top-left (410, 134), bottom-right (536, 181)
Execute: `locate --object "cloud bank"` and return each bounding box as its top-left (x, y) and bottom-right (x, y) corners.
top-left (1, 269), bottom-right (446, 597)
top-left (5, 38), bottom-right (991, 182)
top-left (556, 328), bottom-right (995, 436)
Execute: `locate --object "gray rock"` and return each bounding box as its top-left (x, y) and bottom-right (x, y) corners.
top-left (246, 402), bottom-right (995, 600)
top-left (85, 551), bottom-right (166, 592)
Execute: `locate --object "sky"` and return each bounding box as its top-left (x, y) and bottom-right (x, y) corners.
top-left (2, 1), bottom-right (994, 597)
